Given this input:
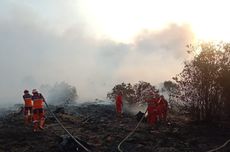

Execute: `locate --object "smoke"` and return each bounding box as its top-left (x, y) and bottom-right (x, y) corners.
top-left (0, 1), bottom-right (195, 107)
top-left (40, 82), bottom-right (78, 105)
top-left (123, 102), bottom-right (147, 115)
top-left (114, 24), bottom-right (195, 84)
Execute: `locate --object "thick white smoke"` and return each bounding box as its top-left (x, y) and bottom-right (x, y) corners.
top-left (0, 1), bottom-right (195, 107)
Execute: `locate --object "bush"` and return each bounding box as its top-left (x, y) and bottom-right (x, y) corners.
top-left (107, 81), bottom-right (159, 105)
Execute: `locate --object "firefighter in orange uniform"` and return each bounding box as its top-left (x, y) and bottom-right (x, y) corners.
top-left (23, 90), bottom-right (33, 125)
top-left (156, 95), bottom-right (164, 122)
top-left (31, 89), bottom-right (46, 132)
top-left (146, 94), bottom-right (158, 125)
top-left (116, 92), bottom-right (123, 117)
top-left (161, 95), bottom-right (168, 121)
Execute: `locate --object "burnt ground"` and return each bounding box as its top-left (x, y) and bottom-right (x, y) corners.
top-left (0, 103), bottom-right (230, 152)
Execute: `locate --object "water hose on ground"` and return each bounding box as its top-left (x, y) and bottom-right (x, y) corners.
top-left (117, 109), bottom-right (147, 152)
top-left (44, 101), bottom-right (91, 152)
top-left (206, 139), bottom-right (230, 152)
top-left (45, 101), bottom-right (230, 152)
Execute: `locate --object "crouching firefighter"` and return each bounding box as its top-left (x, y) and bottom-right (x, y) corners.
top-left (23, 90), bottom-right (33, 125)
top-left (32, 89), bottom-right (46, 132)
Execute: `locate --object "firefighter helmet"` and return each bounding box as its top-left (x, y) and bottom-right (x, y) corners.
top-left (32, 89), bottom-right (38, 94)
top-left (24, 90), bottom-right (29, 93)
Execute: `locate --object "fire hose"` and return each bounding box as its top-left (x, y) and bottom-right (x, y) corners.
top-left (117, 110), bottom-right (230, 152)
top-left (44, 101), bottom-right (91, 152)
top-left (205, 138), bottom-right (230, 152)
top-left (44, 100), bottom-right (230, 152)
top-left (117, 109), bottom-right (148, 152)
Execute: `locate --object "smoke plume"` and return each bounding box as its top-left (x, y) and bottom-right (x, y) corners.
top-left (0, 1), bottom-right (195, 107)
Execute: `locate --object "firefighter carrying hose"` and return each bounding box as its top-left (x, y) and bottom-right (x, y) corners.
top-left (23, 90), bottom-right (33, 125)
top-left (31, 89), bottom-right (46, 132)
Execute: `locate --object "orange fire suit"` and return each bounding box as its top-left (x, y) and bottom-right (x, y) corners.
top-left (116, 95), bottom-right (123, 114)
top-left (32, 93), bottom-right (45, 132)
top-left (156, 97), bottom-right (164, 121)
top-left (23, 93), bottom-right (33, 124)
top-left (161, 97), bottom-right (168, 121)
top-left (146, 98), bottom-right (158, 125)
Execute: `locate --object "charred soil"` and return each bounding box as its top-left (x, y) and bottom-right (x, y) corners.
top-left (0, 104), bottom-right (230, 152)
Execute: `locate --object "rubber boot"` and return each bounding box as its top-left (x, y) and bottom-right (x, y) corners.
top-left (28, 115), bottom-right (32, 123)
top-left (33, 122), bottom-right (39, 132)
top-left (39, 118), bottom-right (45, 130)
top-left (24, 116), bottom-right (29, 125)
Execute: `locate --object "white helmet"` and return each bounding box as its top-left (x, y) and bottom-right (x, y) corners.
top-left (32, 89), bottom-right (38, 94)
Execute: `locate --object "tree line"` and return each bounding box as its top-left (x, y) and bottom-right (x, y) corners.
top-left (107, 42), bottom-right (230, 122)
top-left (174, 42), bottom-right (230, 121)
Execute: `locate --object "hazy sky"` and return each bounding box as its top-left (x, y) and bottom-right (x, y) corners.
top-left (0, 0), bottom-right (229, 105)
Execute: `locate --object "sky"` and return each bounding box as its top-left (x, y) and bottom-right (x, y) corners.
top-left (0, 0), bottom-right (230, 106)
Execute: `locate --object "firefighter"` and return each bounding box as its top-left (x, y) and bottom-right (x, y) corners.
top-left (115, 91), bottom-right (123, 117)
top-left (31, 89), bottom-right (46, 132)
top-left (23, 90), bottom-right (33, 125)
top-left (161, 95), bottom-right (168, 121)
top-left (156, 95), bottom-right (164, 122)
top-left (146, 93), bottom-right (158, 125)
